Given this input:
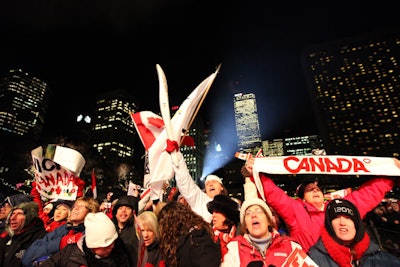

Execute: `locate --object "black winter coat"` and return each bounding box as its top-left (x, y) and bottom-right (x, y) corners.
top-left (175, 227), bottom-right (221, 267)
top-left (309, 238), bottom-right (400, 267)
top-left (40, 237), bottom-right (131, 267)
top-left (112, 195), bottom-right (139, 266)
top-left (0, 218), bottom-right (46, 267)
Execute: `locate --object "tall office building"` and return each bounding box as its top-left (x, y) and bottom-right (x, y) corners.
top-left (0, 69), bottom-right (49, 185)
top-left (92, 90), bottom-right (141, 185)
top-left (233, 93), bottom-right (262, 152)
top-left (302, 31), bottom-right (400, 157)
top-left (179, 116), bottom-right (205, 183)
top-left (0, 69), bottom-right (49, 136)
top-left (262, 135), bottom-right (324, 156)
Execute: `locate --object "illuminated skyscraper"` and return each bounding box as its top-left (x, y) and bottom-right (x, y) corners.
top-left (179, 116), bottom-right (205, 183)
top-left (0, 69), bottom-right (49, 186)
top-left (233, 93), bottom-right (262, 152)
top-left (92, 90), bottom-right (141, 185)
top-left (0, 69), bottom-right (49, 136)
top-left (302, 31), bottom-right (400, 157)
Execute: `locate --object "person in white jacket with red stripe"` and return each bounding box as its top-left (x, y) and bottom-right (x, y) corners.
top-left (166, 139), bottom-right (228, 223)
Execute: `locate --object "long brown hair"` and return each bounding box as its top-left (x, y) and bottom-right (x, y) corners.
top-left (158, 201), bottom-right (214, 267)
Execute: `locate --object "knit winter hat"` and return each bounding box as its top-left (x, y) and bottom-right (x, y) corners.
top-left (112, 195), bottom-right (139, 218)
top-left (84, 212), bottom-right (118, 248)
top-left (43, 203), bottom-right (54, 212)
top-left (48, 200), bottom-right (74, 218)
top-left (240, 178), bottom-right (273, 227)
top-left (1, 194), bottom-right (32, 207)
top-left (12, 201), bottom-right (39, 227)
top-left (325, 199), bottom-right (365, 246)
top-left (207, 194), bottom-right (240, 225)
top-left (205, 174), bottom-right (223, 185)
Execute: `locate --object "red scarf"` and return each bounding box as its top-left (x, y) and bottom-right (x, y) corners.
top-left (214, 225), bottom-right (236, 261)
top-left (320, 228), bottom-right (370, 267)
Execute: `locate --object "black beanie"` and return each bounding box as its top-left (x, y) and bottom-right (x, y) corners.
top-left (325, 199), bottom-right (365, 246)
top-left (207, 194), bottom-right (240, 225)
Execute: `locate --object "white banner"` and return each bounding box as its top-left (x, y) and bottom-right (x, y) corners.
top-left (252, 155), bottom-right (400, 201)
top-left (253, 155), bottom-right (400, 176)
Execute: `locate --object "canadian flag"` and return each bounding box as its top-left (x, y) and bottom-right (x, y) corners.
top-left (131, 68), bottom-right (218, 200)
top-left (131, 111), bottom-right (165, 150)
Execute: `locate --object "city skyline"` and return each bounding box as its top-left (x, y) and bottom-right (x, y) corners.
top-left (1, 4), bottom-right (400, 144)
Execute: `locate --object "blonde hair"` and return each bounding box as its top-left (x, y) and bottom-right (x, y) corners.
top-left (137, 211), bottom-right (159, 239)
top-left (76, 196), bottom-right (100, 213)
top-left (153, 202), bottom-right (167, 217)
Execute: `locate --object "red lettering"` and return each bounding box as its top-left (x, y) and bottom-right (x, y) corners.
top-left (283, 156), bottom-right (371, 174)
top-left (325, 158), bottom-right (339, 172)
top-left (309, 158), bottom-right (325, 172)
top-left (336, 158), bottom-right (352, 172)
top-left (283, 156), bottom-right (300, 173)
top-left (353, 158), bottom-right (370, 173)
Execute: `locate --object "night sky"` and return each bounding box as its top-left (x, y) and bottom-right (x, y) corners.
top-left (1, 2), bottom-right (399, 149)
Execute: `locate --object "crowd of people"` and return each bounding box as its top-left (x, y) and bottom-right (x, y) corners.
top-left (0, 140), bottom-right (400, 266)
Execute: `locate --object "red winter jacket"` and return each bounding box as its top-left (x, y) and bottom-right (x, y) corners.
top-left (222, 230), bottom-right (306, 267)
top-left (256, 174), bottom-right (394, 251)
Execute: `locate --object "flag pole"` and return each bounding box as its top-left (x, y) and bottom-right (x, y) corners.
top-left (179, 64), bottom-right (221, 146)
top-left (157, 64), bottom-right (179, 166)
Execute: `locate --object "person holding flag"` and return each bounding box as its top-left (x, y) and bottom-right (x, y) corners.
top-left (242, 154), bottom-right (400, 252)
top-left (131, 64), bottom-right (220, 211)
top-left (165, 139), bottom-right (228, 223)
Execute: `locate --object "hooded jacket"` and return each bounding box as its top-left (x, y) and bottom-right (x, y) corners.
top-left (0, 201), bottom-right (46, 267)
top-left (112, 195), bottom-right (139, 266)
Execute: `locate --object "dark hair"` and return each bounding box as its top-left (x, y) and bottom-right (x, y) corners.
top-left (207, 194), bottom-right (240, 226)
top-left (158, 201), bottom-right (214, 267)
top-left (295, 177), bottom-right (319, 199)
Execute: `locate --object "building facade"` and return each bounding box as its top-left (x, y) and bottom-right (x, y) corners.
top-left (302, 31), bottom-right (400, 157)
top-left (0, 69), bottom-right (49, 136)
top-left (0, 69), bottom-right (50, 185)
top-left (233, 93), bottom-right (262, 152)
top-left (92, 90), bottom-right (142, 187)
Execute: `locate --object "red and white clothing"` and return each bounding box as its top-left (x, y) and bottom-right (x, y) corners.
top-left (253, 174), bottom-right (394, 251)
top-left (222, 230), bottom-right (306, 267)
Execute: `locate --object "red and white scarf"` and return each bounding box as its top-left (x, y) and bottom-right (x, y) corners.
top-left (214, 225), bottom-right (237, 261)
top-left (320, 227), bottom-right (370, 267)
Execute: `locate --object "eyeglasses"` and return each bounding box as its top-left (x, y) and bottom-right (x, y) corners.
top-left (245, 208), bottom-right (264, 217)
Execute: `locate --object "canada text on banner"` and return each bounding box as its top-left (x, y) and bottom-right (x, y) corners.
top-left (31, 146), bottom-right (85, 201)
top-left (248, 155), bottom-right (400, 202)
top-left (252, 155), bottom-right (400, 176)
